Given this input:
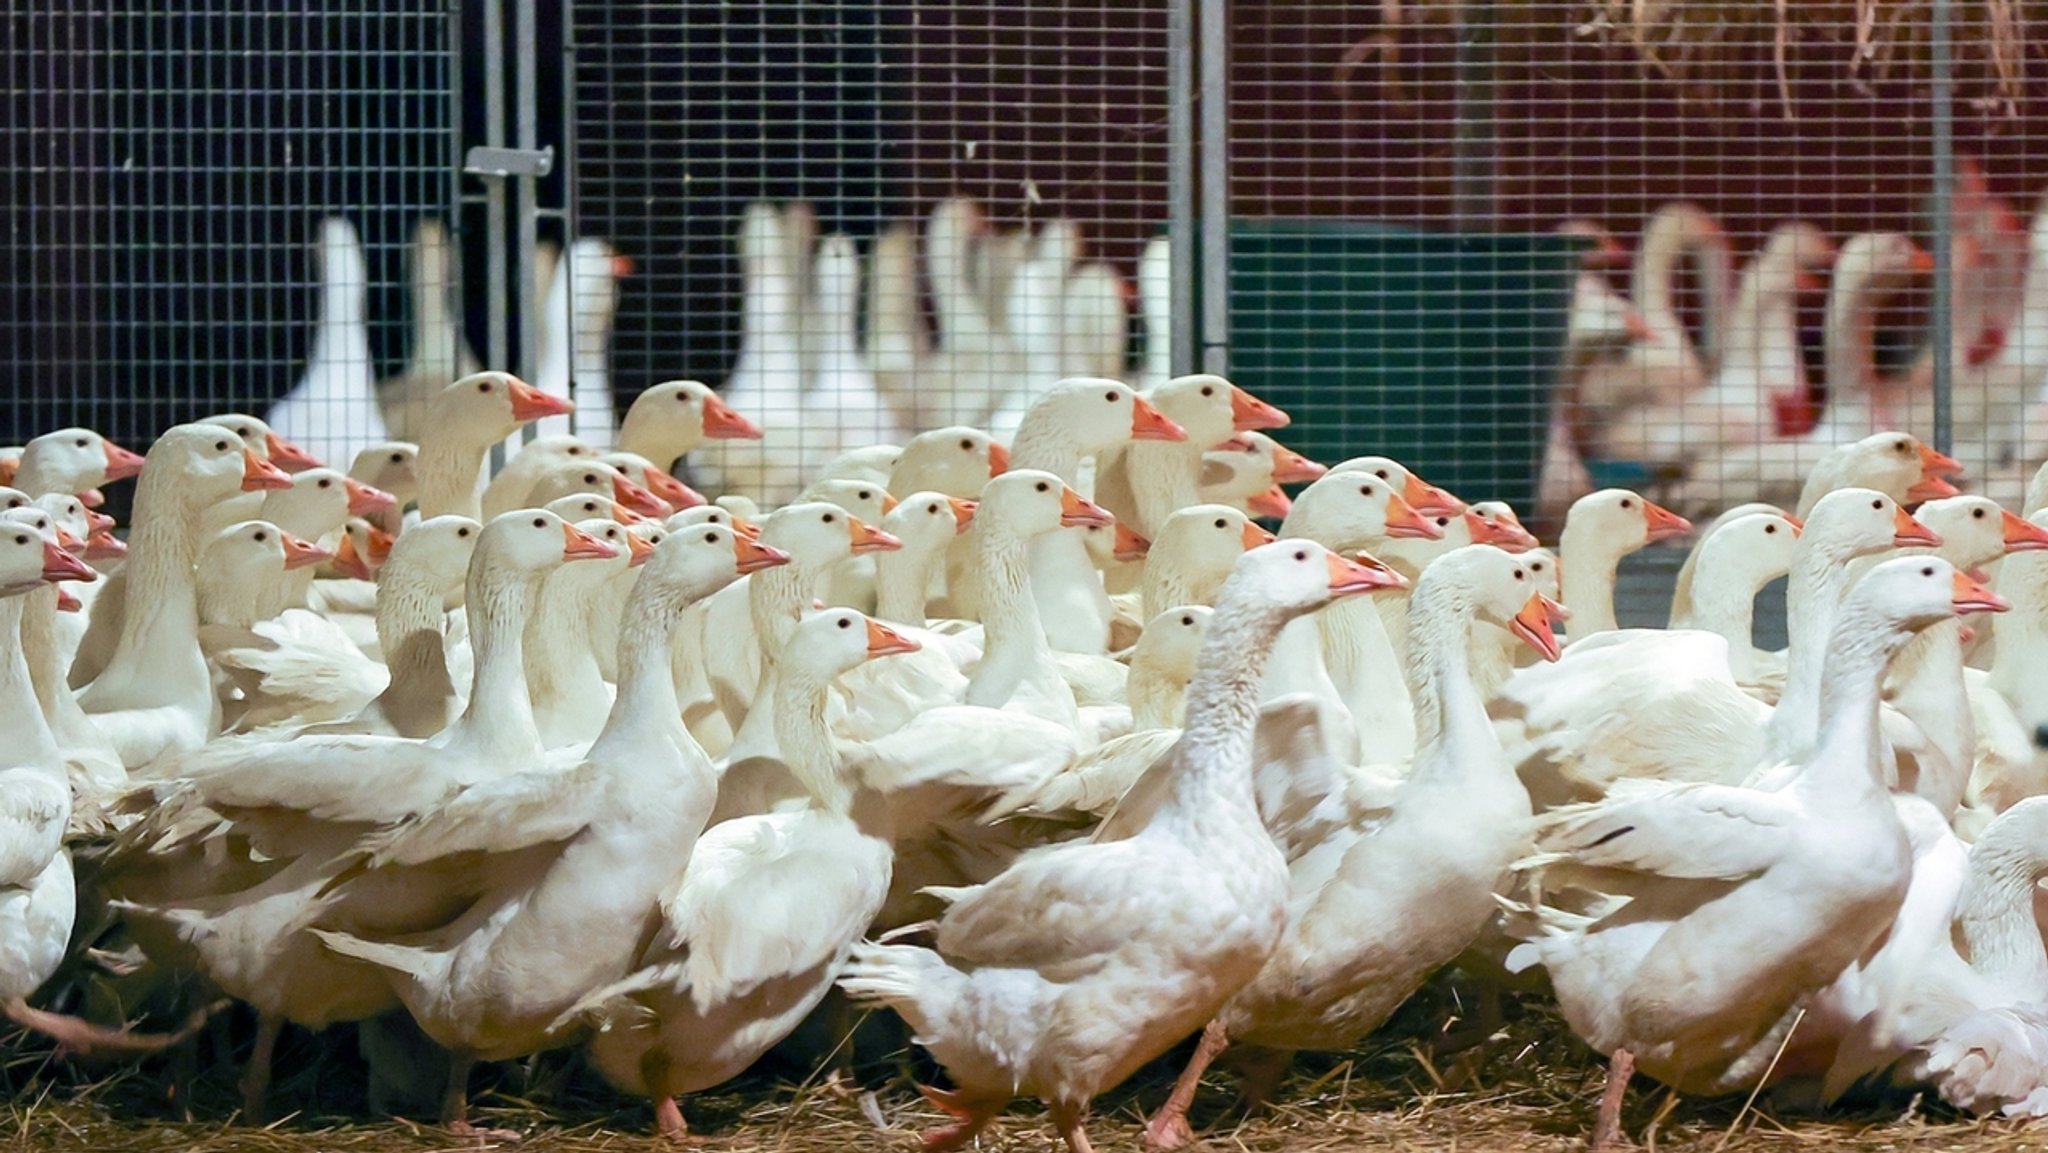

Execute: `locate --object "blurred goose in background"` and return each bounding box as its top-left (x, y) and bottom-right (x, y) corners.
top-left (378, 218), bottom-right (479, 443)
top-left (267, 216), bottom-right (386, 469)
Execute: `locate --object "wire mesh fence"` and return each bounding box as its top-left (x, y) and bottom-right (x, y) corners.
top-left (1, 4), bottom-right (457, 476)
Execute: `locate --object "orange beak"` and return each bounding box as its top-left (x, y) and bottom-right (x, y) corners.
top-left (1640, 498), bottom-right (1694, 542)
top-left (610, 473), bottom-right (670, 519)
top-left (1229, 386), bottom-right (1290, 431)
top-left (1325, 549), bottom-right (1408, 595)
top-left (625, 531), bottom-right (658, 567)
top-left (987, 441), bottom-right (1012, 476)
top-left (1129, 395), bottom-right (1188, 442)
top-left (947, 497), bottom-right (978, 533)
top-left (864, 616), bottom-right (923, 657)
top-left (79, 488), bottom-right (106, 509)
top-left (1907, 244), bottom-right (1938, 275)
top-left (265, 431), bottom-right (323, 473)
top-left (86, 510), bottom-right (115, 535)
top-left (366, 526), bottom-right (396, 566)
top-left (101, 439), bottom-right (146, 482)
top-left (879, 493), bottom-right (901, 515)
top-left (280, 532), bottom-right (333, 571)
top-left (1906, 475), bottom-right (1962, 503)
top-left (607, 501), bottom-right (649, 526)
top-left (642, 467), bottom-right (706, 511)
top-left (41, 539), bottom-right (96, 584)
top-left (56, 587), bottom-right (81, 613)
top-left (1383, 492), bottom-right (1443, 541)
top-left (1059, 486), bottom-right (1115, 529)
top-left (52, 525), bottom-right (84, 556)
top-left (1465, 509), bottom-right (1539, 552)
top-left (1247, 485), bottom-right (1293, 520)
top-left (1784, 514), bottom-right (1805, 536)
top-left (1918, 442), bottom-right (1964, 478)
top-left (0, 459), bottom-right (16, 486)
top-left (85, 528), bottom-right (126, 561)
top-left (734, 535), bottom-right (791, 574)
top-left (332, 533), bottom-right (374, 580)
top-left (1952, 569), bottom-right (2010, 615)
top-left (699, 393), bottom-right (763, 440)
top-left (1794, 270), bottom-right (1830, 294)
top-left (242, 448), bottom-right (294, 492)
top-left (2001, 509), bottom-right (2048, 552)
top-left (344, 478), bottom-right (397, 516)
top-left (1270, 446), bottom-right (1328, 485)
top-left (1113, 523), bottom-right (1152, 563)
top-left (1218, 433), bottom-right (1257, 452)
top-left (1241, 520), bottom-right (1278, 549)
top-left (1892, 506), bottom-right (1944, 549)
top-left (847, 516), bottom-right (903, 554)
top-left (1511, 592), bottom-right (1569, 662)
top-left (509, 381), bottom-right (576, 423)
top-left (562, 521), bottom-right (619, 561)
top-left (1402, 472), bottom-right (1466, 517)
top-left (730, 515), bottom-right (762, 542)
top-left (1623, 309), bottom-right (1657, 343)
top-left (612, 253), bottom-right (637, 278)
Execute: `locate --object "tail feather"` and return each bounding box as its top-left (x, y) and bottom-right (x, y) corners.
top-left (838, 941), bottom-right (959, 1042)
top-left (308, 928), bottom-right (444, 985)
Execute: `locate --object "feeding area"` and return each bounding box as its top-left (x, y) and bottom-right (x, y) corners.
top-left (6, 1), bottom-right (2048, 1151)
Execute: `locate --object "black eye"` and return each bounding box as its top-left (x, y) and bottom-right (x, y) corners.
top-left (1765, 525), bottom-right (1777, 534)
top-left (254, 532), bottom-right (268, 542)
top-left (1513, 569), bottom-right (1524, 580)
top-left (1358, 485), bottom-right (1373, 497)
top-left (457, 527), bottom-right (471, 537)
top-left (822, 514), bottom-right (836, 523)
top-left (569, 446), bottom-right (585, 455)
top-left (478, 382), bottom-right (492, 393)
top-left (1436, 516), bottom-right (1451, 526)
top-left (837, 617), bottom-right (852, 629)
top-left (1200, 385), bottom-right (1215, 397)
top-left (215, 440), bottom-right (230, 452)
top-left (1923, 565), bottom-right (1936, 576)
top-left (929, 504), bottom-right (940, 514)
top-left (1898, 441), bottom-right (1911, 452)
top-left (960, 438), bottom-right (974, 451)
top-left (1180, 614), bottom-right (1193, 625)
top-left (532, 517), bottom-right (546, 528)
top-left (73, 439), bottom-right (86, 448)
top-left (318, 478), bottom-right (332, 489)
top-left (1873, 499), bottom-right (1885, 510)
top-left (704, 532), bottom-right (718, 543)
top-left (1620, 499), bottom-right (1634, 510)
top-left (391, 452), bottom-right (405, 463)
top-left (1375, 469), bottom-right (1389, 480)
top-left (1293, 550), bottom-right (1308, 561)
top-left (1104, 391), bottom-right (1118, 402)
top-left (1214, 518), bottom-right (1226, 528)
top-left (858, 491), bottom-right (872, 501)
top-left (1974, 507), bottom-right (1987, 519)
top-left (584, 473), bottom-right (599, 484)
top-left (1035, 481), bottom-right (1049, 493)
top-left (606, 529), bottom-right (620, 539)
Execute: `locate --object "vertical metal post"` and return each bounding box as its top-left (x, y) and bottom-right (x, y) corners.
top-left (1167, 0), bottom-right (1196, 378)
top-left (514, 0), bottom-right (542, 445)
top-left (447, 0), bottom-right (467, 380)
top-left (1198, 0), bottom-right (1229, 375)
top-left (483, 0), bottom-right (510, 471)
top-left (1929, 0), bottom-right (1955, 454)
top-left (1452, 0), bottom-right (1499, 229)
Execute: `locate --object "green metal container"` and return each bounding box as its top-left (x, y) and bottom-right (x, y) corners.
top-left (1226, 220), bottom-right (1586, 512)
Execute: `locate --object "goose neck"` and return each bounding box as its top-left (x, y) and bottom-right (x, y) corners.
top-left (524, 567), bottom-right (609, 717)
top-left (964, 520), bottom-right (1053, 708)
top-left (110, 474), bottom-right (206, 677)
top-left (1127, 660), bottom-right (1187, 730)
top-left (1766, 539), bottom-right (1856, 758)
top-left (449, 562), bottom-right (543, 758)
top-left (374, 569), bottom-right (451, 659)
top-left (1558, 527), bottom-right (1622, 640)
top-left (1689, 555), bottom-right (1767, 678)
top-left (1800, 601), bottom-right (1915, 798)
top-left (1169, 585), bottom-right (1292, 812)
top-left (769, 661), bottom-right (852, 813)
top-left (1403, 582), bottom-right (1486, 757)
top-left (416, 437), bottom-right (488, 520)
top-left (589, 584), bottom-right (698, 764)
top-left (1956, 812), bottom-right (2048, 992)
top-left (1126, 440), bottom-right (1201, 537)
top-left (1824, 266), bottom-right (1889, 399)
top-left (873, 539), bottom-right (942, 627)
top-left (749, 561), bottom-right (826, 668)
top-left (1008, 424), bottom-right (1083, 485)
top-left (0, 596), bottom-right (59, 769)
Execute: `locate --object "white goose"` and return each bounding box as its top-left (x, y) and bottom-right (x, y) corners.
top-left (377, 217), bottom-right (480, 442)
top-left (534, 237), bottom-right (631, 446)
top-left (266, 216), bottom-right (387, 468)
top-left (415, 373), bottom-right (576, 520)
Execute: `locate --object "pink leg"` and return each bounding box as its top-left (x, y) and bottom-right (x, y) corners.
top-left (1050, 1099), bottom-right (1096, 1153)
top-left (917, 1084), bottom-right (1006, 1152)
top-left (4, 996), bottom-right (222, 1058)
top-left (1590, 1048), bottom-right (1634, 1152)
top-left (1144, 1019), bottom-right (1230, 1151)
top-left (653, 1097), bottom-right (694, 1144)
top-left (238, 1013), bottom-right (283, 1124)
top-left (441, 1051), bottom-right (522, 1143)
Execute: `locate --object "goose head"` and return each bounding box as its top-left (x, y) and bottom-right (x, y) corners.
top-left (1813, 432), bottom-right (1962, 509)
top-left (1149, 374), bottom-right (1287, 448)
top-left (19, 427), bottom-right (146, 500)
top-left (0, 506), bottom-right (88, 570)
top-left (546, 493), bottom-right (643, 526)
top-left (203, 520), bottom-right (329, 585)
top-left (0, 450), bottom-right (17, 488)
top-left (567, 518), bottom-right (645, 578)
top-left (883, 491), bottom-right (976, 555)
top-left (1283, 470), bottom-right (1443, 550)
top-left (784, 607), bottom-right (923, 684)
top-left (601, 451), bottom-right (704, 513)
top-left (1021, 378), bottom-right (1187, 457)
top-left (383, 515), bottom-right (482, 605)
top-left (623, 380), bottom-right (763, 449)
top-left (1805, 487), bottom-right (1942, 562)
top-left (33, 494), bottom-right (122, 562)
top-left (1910, 495), bottom-right (2048, 571)
top-left (1749, 222), bottom-right (1838, 297)
top-left (1692, 511), bottom-right (1803, 590)
top-left (1200, 434), bottom-right (1275, 509)
top-left (0, 487), bottom-right (29, 513)
top-left (511, 435), bottom-right (599, 472)
top-left (637, 521), bottom-right (789, 607)
top-left (1417, 545), bottom-right (1571, 662)
top-left (524, 460), bottom-right (665, 520)
top-left (1221, 539), bottom-right (1408, 622)
top-left (476, 508), bottom-right (619, 585)
top-left (1153, 504), bottom-right (1273, 582)
top-left (350, 442), bottom-right (420, 506)
top-left (664, 505), bottom-right (745, 537)
top-left (200, 413), bottom-right (323, 473)
top-left (1380, 502), bottom-right (1541, 577)
top-left (1520, 547), bottom-right (1561, 600)
top-left (262, 467), bottom-right (395, 539)
top-left (892, 426), bottom-right (1009, 499)
top-left (1855, 555), bottom-right (2007, 635)
top-left (1467, 501), bottom-right (1541, 551)
top-left (561, 237), bottom-right (629, 347)
top-left (154, 423), bottom-right (293, 504)
top-left (1132, 604), bottom-right (1213, 688)
top-left (761, 502), bottom-right (898, 569)
top-left (1250, 433), bottom-right (1326, 484)
top-left (0, 509), bottom-right (95, 597)
top-left (1328, 456), bottom-right (1466, 517)
top-left (799, 478), bottom-right (898, 527)
top-left (1561, 489), bottom-right (1693, 554)
top-left (976, 469), bottom-right (1114, 542)
top-left (332, 520), bottom-right (396, 581)
top-left (815, 445), bottom-right (905, 488)
top-left (431, 372), bottom-right (575, 447)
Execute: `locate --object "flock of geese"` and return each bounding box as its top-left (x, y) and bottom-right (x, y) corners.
top-left (1, 191), bottom-right (2047, 1151)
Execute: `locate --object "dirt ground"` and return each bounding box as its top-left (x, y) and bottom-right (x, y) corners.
top-left (6, 996), bottom-right (2048, 1153)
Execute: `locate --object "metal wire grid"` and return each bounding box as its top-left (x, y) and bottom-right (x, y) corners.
top-left (1, 5), bottom-right (455, 473)
top-left (1222, 0), bottom-right (2048, 624)
top-left (569, 0), bottom-right (1170, 500)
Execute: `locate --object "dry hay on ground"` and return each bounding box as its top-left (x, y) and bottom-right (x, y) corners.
top-left (3, 993), bottom-right (2047, 1152)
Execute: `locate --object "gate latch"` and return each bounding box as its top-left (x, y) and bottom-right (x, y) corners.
top-left (463, 146), bottom-right (554, 179)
